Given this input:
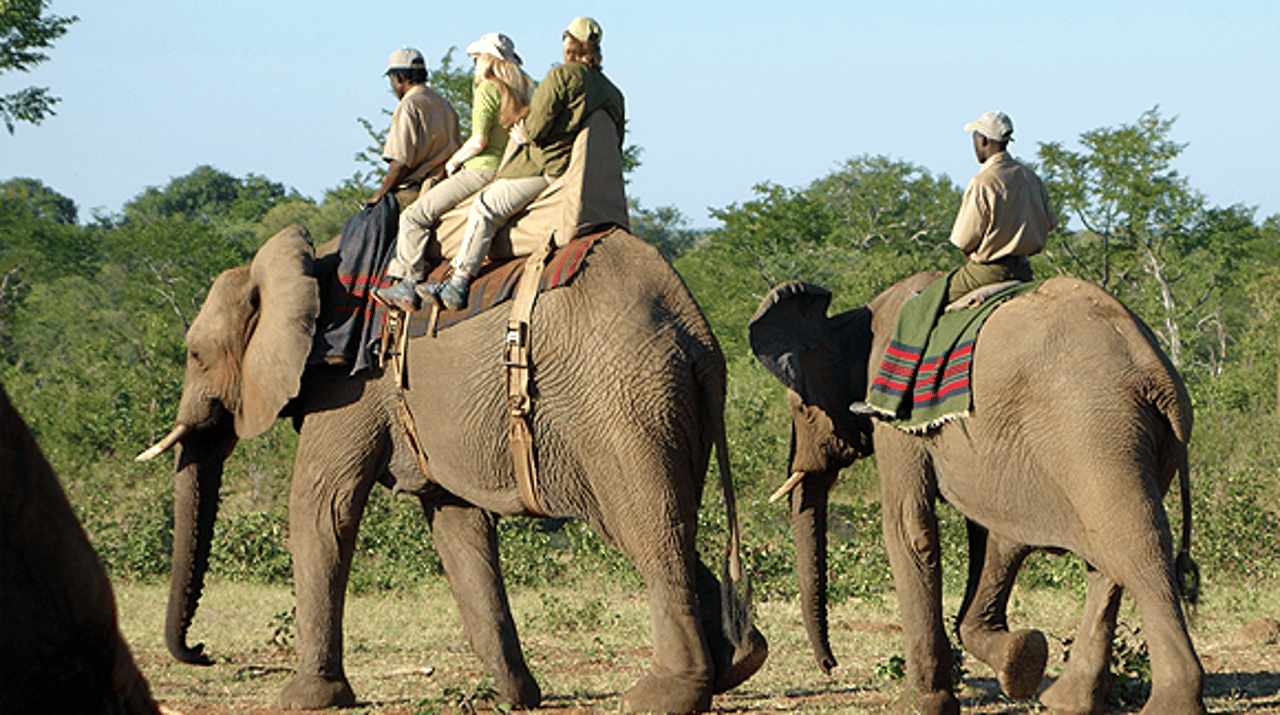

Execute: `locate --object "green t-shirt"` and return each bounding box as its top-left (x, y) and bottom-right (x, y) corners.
top-left (463, 80), bottom-right (509, 173)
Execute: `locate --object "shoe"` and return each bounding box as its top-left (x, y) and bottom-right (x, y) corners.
top-left (421, 273), bottom-right (470, 311)
top-left (374, 278), bottom-right (421, 312)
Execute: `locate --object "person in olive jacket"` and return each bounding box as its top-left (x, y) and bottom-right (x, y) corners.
top-left (423, 16), bottom-right (625, 310)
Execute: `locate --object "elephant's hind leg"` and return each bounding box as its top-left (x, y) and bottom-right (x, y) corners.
top-left (424, 500), bottom-right (541, 708)
top-left (602, 493), bottom-right (716, 711)
top-left (955, 521), bottom-right (1047, 700)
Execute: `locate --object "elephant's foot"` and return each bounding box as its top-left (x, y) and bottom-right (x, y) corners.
top-left (493, 670), bottom-right (542, 710)
top-left (1137, 687), bottom-right (1207, 715)
top-left (996, 629), bottom-right (1048, 699)
top-left (278, 672), bottom-right (356, 710)
top-left (713, 624), bottom-right (768, 694)
top-left (621, 672), bottom-right (712, 713)
top-left (958, 625), bottom-right (1048, 700)
top-left (893, 688), bottom-right (960, 715)
top-left (1039, 667), bottom-right (1107, 715)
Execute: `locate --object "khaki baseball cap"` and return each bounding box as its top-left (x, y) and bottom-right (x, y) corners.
top-left (565, 16), bottom-right (602, 44)
top-left (466, 32), bottom-right (522, 65)
top-left (964, 111), bottom-right (1014, 142)
top-left (385, 47), bottom-right (425, 75)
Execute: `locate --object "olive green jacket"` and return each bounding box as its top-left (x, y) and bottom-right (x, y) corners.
top-left (497, 61), bottom-right (625, 180)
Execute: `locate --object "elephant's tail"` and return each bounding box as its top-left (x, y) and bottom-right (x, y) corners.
top-left (713, 394), bottom-right (753, 646)
top-left (1175, 441), bottom-right (1200, 607)
top-left (699, 353), bottom-right (753, 648)
top-left (1134, 307), bottom-right (1199, 608)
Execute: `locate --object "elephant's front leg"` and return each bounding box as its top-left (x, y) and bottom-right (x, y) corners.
top-left (955, 520), bottom-right (1047, 700)
top-left (423, 499), bottom-right (541, 708)
top-left (278, 417), bottom-right (384, 710)
top-left (877, 434), bottom-right (959, 715)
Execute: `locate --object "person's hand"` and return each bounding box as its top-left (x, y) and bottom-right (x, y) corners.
top-left (445, 158), bottom-right (462, 176)
top-left (509, 120), bottom-right (528, 145)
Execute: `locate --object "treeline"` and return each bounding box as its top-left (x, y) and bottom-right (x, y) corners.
top-left (2, 106), bottom-right (1279, 605)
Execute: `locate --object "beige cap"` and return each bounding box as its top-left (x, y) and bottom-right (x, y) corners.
top-left (565, 16), bottom-right (602, 44)
top-left (964, 111), bottom-right (1014, 142)
top-left (385, 47), bottom-right (425, 75)
top-left (466, 32), bottom-right (522, 65)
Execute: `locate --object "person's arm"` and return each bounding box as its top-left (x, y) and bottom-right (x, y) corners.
top-left (521, 67), bottom-right (570, 144)
top-left (446, 134), bottom-right (488, 176)
top-left (366, 159), bottom-right (412, 207)
top-left (445, 81), bottom-right (498, 175)
top-left (948, 182), bottom-right (987, 255)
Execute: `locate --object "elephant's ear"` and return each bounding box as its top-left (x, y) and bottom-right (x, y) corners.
top-left (750, 281), bottom-right (874, 451)
top-left (237, 226), bottom-right (319, 440)
top-left (749, 281), bottom-right (833, 398)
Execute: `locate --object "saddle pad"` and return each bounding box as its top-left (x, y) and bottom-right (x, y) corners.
top-left (865, 274), bottom-right (1038, 433)
top-left (385, 227), bottom-right (612, 338)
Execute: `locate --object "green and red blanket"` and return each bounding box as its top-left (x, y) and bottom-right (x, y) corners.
top-left (865, 274), bottom-right (1038, 432)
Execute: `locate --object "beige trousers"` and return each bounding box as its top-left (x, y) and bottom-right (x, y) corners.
top-left (385, 168), bottom-right (494, 281)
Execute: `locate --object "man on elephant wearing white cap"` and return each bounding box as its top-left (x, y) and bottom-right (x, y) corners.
top-left (946, 110), bottom-right (1057, 304)
top-left (365, 47), bottom-right (462, 210)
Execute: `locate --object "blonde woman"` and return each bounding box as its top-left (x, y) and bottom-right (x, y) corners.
top-left (377, 32), bottom-right (534, 312)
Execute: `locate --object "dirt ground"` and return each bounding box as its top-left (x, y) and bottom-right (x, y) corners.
top-left (116, 581), bottom-right (1280, 714)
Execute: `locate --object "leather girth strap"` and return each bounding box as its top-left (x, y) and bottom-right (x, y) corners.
top-left (385, 310), bottom-right (436, 488)
top-left (382, 237), bottom-right (553, 516)
top-left (503, 237), bottom-right (554, 516)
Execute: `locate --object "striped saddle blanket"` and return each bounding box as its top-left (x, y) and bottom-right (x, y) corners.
top-left (864, 273), bottom-right (1037, 432)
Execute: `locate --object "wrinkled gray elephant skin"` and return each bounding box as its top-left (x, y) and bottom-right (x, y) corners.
top-left (750, 274), bottom-right (1204, 715)
top-left (0, 383), bottom-right (160, 715)
top-left (149, 226), bottom-right (766, 713)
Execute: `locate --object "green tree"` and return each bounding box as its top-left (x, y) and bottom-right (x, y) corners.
top-left (629, 200), bottom-right (700, 261)
top-left (121, 165), bottom-right (303, 250)
top-left (0, 179), bottom-right (97, 341)
top-left (0, 0), bottom-right (77, 133)
top-left (1037, 107), bottom-right (1215, 367)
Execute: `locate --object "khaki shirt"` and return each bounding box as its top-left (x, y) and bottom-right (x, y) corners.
top-left (498, 61), bottom-right (625, 180)
top-left (382, 85), bottom-right (462, 189)
top-left (949, 152), bottom-right (1058, 263)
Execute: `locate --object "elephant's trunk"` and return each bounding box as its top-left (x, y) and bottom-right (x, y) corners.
top-left (165, 419), bottom-right (235, 665)
top-left (790, 469), bottom-right (837, 674)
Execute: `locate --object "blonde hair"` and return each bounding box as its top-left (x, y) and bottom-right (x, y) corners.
top-left (474, 53), bottom-right (534, 128)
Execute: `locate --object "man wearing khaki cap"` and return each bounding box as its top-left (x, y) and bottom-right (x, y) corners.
top-left (365, 47), bottom-right (462, 210)
top-left (946, 111), bottom-right (1057, 303)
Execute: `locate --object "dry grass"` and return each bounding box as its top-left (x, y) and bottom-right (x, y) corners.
top-left (113, 577), bottom-right (1280, 713)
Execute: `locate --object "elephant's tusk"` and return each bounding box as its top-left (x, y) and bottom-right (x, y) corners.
top-left (769, 471), bottom-right (807, 504)
top-left (135, 424), bottom-right (192, 461)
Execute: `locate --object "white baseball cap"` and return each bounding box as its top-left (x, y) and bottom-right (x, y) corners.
top-left (565, 16), bottom-right (602, 44)
top-left (385, 47), bottom-right (425, 75)
top-left (964, 111), bottom-right (1014, 142)
top-left (466, 32), bottom-right (522, 65)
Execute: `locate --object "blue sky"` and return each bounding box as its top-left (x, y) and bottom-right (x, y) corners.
top-left (4, 1), bottom-right (1278, 227)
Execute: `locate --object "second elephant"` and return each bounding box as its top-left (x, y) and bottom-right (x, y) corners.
top-left (750, 273), bottom-right (1204, 715)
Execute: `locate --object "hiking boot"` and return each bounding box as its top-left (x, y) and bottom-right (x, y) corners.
top-left (374, 278), bottom-right (421, 312)
top-left (421, 273), bottom-right (471, 311)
